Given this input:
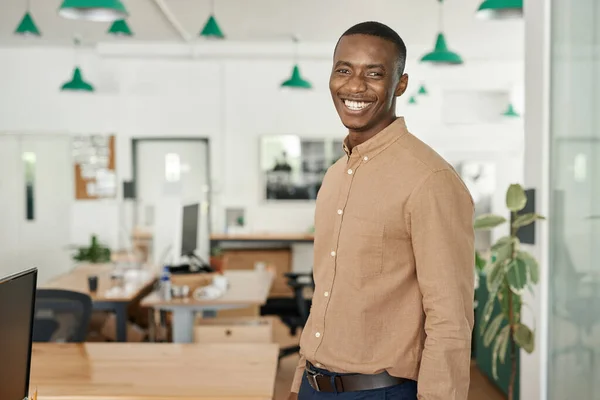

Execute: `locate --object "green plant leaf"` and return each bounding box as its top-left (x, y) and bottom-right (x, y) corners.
top-left (491, 236), bottom-right (512, 250)
top-left (506, 258), bottom-right (528, 292)
top-left (484, 313), bottom-right (505, 347)
top-left (492, 325), bottom-right (510, 380)
top-left (517, 250), bottom-right (539, 284)
top-left (498, 325), bottom-right (510, 364)
top-left (512, 213), bottom-right (546, 229)
top-left (506, 184), bottom-right (527, 212)
top-left (486, 261), bottom-right (505, 293)
top-left (492, 236), bottom-right (514, 266)
top-left (499, 286), bottom-right (522, 321)
top-left (474, 214), bottom-right (507, 230)
top-left (475, 251), bottom-right (486, 271)
top-left (514, 323), bottom-right (535, 353)
top-left (480, 295), bottom-right (497, 336)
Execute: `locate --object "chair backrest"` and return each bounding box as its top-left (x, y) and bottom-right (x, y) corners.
top-left (33, 289), bottom-right (93, 343)
top-left (286, 272), bottom-right (314, 324)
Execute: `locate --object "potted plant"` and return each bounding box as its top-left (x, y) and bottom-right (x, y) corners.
top-left (474, 184), bottom-right (545, 400)
top-left (210, 246), bottom-right (224, 274)
top-left (72, 234), bottom-right (111, 264)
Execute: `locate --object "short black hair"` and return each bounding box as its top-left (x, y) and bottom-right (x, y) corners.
top-left (335, 21), bottom-right (407, 76)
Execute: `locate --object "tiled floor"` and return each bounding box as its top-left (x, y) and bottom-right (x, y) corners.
top-left (271, 319), bottom-right (506, 400)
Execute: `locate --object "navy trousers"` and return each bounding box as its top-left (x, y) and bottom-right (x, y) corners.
top-left (298, 367), bottom-right (418, 400)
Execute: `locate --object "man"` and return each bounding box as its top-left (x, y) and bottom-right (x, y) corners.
top-left (288, 21), bottom-right (475, 400)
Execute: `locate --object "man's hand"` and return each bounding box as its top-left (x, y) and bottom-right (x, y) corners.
top-left (287, 392), bottom-right (298, 400)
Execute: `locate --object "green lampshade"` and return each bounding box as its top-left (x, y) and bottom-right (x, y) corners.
top-left (15, 12), bottom-right (41, 36)
top-left (58, 0), bottom-right (127, 22)
top-left (281, 65), bottom-right (312, 89)
top-left (108, 19), bottom-right (132, 36)
top-left (420, 33), bottom-right (463, 65)
top-left (477, 0), bottom-right (523, 19)
top-left (417, 85), bottom-right (428, 95)
top-left (502, 103), bottom-right (520, 117)
top-left (61, 67), bottom-right (94, 92)
top-left (408, 96), bottom-right (417, 104)
top-left (200, 14), bottom-right (225, 39)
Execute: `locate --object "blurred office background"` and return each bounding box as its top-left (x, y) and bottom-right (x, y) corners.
top-left (0, 0), bottom-right (598, 399)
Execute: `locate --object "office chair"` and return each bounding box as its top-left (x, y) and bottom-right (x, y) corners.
top-left (261, 271), bottom-right (314, 359)
top-left (33, 289), bottom-right (93, 343)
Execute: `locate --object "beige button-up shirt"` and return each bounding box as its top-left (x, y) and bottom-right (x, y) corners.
top-left (292, 117), bottom-right (475, 399)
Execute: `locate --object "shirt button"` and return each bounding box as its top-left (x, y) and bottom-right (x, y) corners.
top-left (347, 169), bottom-right (353, 175)
top-left (315, 332), bottom-right (321, 338)
top-left (337, 209), bottom-right (343, 215)
top-left (363, 156), bottom-right (369, 161)
top-left (324, 291), bottom-right (329, 297)
top-left (330, 251), bottom-right (336, 257)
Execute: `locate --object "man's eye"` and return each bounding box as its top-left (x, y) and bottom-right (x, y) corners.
top-left (336, 69), bottom-right (350, 74)
top-left (368, 72), bottom-right (382, 77)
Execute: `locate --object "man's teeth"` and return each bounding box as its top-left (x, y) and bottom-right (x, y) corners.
top-left (344, 100), bottom-right (371, 110)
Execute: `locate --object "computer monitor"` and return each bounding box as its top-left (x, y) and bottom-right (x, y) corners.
top-left (0, 267), bottom-right (38, 400)
top-left (181, 203), bottom-right (200, 257)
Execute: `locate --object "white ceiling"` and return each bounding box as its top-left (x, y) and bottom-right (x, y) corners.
top-left (1, 0), bottom-right (523, 50)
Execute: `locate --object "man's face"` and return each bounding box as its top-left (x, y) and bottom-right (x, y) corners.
top-left (329, 34), bottom-right (408, 133)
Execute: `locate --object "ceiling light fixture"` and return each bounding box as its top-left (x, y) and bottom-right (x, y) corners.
top-left (420, 0), bottom-right (463, 65)
top-left (58, 0), bottom-right (128, 22)
top-left (15, 12), bottom-right (41, 36)
top-left (477, 0), bottom-right (523, 19)
top-left (108, 19), bottom-right (133, 36)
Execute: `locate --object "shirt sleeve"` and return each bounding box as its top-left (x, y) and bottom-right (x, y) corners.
top-left (290, 353), bottom-right (306, 393)
top-left (409, 168), bottom-right (475, 400)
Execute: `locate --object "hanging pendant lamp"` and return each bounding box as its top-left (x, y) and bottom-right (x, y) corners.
top-left (108, 19), bottom-right (133, 36)
top-left (15, 11), bottom-right (41, 36)
top-left (408, 96), bottom-right (417, 105)
top-left (200, 15), bottom-right (225, 38)
top-left (502, 103), bottom-right (519, 117)
top-left (61, 67), bottom-right (94, 92)
top-left (61, 37), bottom-right (94, 92)
top-left (477, 0), bottom-right (523, 19)
top-left (281, 65), bottom-right (312, 89)
top-left (281, 36), bottom-right (312, 89)
top-left (200, 0), bottom-right (225, 38)
top-left (58, 0), bottom-right (128, 22)
top-left (421, 0), bottom-right (463, 65)
top-left (417, 84), bottom-right (428, 95)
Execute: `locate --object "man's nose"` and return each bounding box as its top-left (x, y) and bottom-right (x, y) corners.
top-left (345, 74), bottom-right (367, 93)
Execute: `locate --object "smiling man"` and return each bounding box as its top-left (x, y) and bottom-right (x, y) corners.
top-left (288, 22), bottom-right (475, 400)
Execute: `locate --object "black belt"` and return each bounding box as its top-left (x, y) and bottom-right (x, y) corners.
top-left (305, 362), bottom-right (410, 393)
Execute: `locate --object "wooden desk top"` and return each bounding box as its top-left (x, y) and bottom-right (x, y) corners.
top-left (141, 270), bottom-right (274, 308)
top-left (30, 342), bottom-right (279, 400)
top-left (210, 233), bottom-right (314, 242)
top-left (41, 264), bottom-right (156, 303)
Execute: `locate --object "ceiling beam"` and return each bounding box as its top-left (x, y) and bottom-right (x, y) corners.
top-left (151, 0), bottom-right (192, 42)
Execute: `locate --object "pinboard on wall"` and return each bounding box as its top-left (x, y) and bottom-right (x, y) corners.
top-left (73, 134), bottom-right (116, 200)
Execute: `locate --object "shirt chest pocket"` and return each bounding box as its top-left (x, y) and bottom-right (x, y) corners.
top-left (336, 215), bottom-right (384, 278)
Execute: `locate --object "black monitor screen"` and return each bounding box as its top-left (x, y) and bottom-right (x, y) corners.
top-left (0, 268), bottom-right (37, 400)
top-left (181, 203), bottom-right (200, 256)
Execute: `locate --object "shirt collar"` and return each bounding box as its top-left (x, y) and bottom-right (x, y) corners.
top-left (342, 117), bottom-right (408, 160)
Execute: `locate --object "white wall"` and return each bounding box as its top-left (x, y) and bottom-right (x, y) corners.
top-left (0, 39), bottom-right (524, 252)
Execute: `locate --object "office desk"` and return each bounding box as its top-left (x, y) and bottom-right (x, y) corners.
top-left (41, 264), bottom-right (156, 342)
top-left (210, 233), bottom-right (314, 249)
top-left (141, 270), bottom-right (274, 343)
top-left (30, 342), bottom-right (279, 399)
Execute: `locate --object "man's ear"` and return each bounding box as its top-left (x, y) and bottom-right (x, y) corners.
top-left (395, 73), bottom-right (409, 97)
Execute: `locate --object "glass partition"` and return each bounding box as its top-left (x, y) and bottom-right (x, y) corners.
top-left (549, 0), bottom-right (600, 397)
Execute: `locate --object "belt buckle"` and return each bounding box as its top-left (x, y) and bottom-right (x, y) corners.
top-left (306, 369), bottom-right (322, 391)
